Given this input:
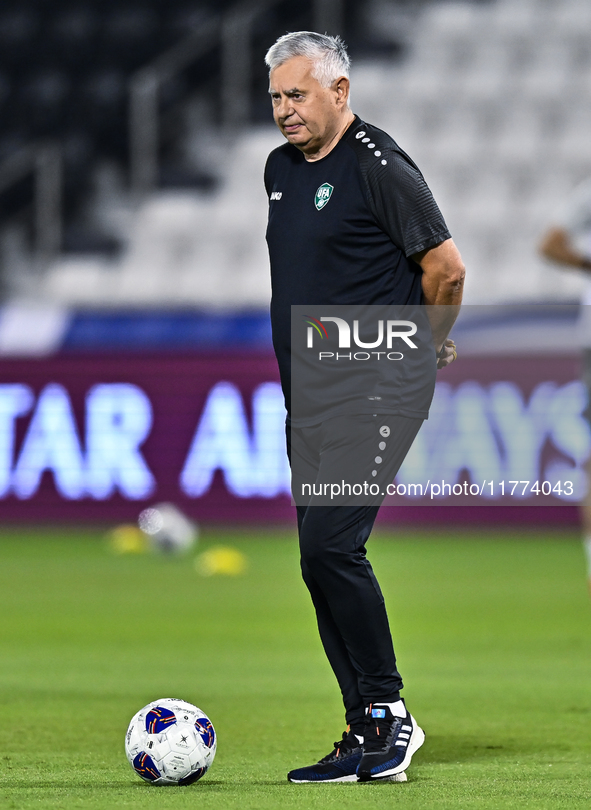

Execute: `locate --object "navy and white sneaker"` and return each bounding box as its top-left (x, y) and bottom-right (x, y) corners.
top-left (357, 702), bottom-right (424, 781)
top-left (287, 729), bottom-right (362, 783)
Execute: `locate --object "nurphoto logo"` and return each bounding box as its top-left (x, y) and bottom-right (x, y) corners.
top-left (314, 183), bottom-right (334, 210)
top-left (303, 315), bottom-right (419, 355)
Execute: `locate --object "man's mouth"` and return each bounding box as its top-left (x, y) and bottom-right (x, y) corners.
top-left (283, 123), bottom-right (302, 133)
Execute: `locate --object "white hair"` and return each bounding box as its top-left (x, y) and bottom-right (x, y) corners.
top-left (265, 31), bottom-right (350, 88)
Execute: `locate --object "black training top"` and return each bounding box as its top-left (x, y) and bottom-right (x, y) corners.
top-left (264, 115), bottom-right (451, 418)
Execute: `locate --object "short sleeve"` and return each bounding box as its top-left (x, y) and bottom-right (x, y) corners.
top-left (356, 144), bottom-right (451, 257)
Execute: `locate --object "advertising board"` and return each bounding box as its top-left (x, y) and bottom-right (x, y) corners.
top-left (0, 352), bottom-right (586, 524)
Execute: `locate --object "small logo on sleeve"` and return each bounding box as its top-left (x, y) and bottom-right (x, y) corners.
top-left (270, 191), bottom-right (282, 200)
top-left (314, 183), bottom-right (334, 211)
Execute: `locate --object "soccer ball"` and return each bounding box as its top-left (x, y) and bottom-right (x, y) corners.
top-left (125, 698), bottom-right (216, 785)
top-left (138, 503), bottom-right (198, 554)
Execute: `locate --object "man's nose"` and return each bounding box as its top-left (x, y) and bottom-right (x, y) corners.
top-left (277, 95), bottom-right (293, 119)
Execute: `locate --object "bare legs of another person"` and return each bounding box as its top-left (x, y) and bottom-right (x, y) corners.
top-left (583, 456), bottom-right (591, 595)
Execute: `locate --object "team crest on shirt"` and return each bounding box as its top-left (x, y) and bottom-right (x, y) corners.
top-left (314, 183), bottom-right (334, 211)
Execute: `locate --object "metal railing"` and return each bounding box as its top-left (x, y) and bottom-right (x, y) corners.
top-left (0, 0), bottom-right (345, 274)
top-left (129, 0), bottom-right (345, 195)
top-left (220, 0), bottom-right (277, 131)
top-left (129, 16), bottom-right (220, 196)
top-left (0, 143), bottom-right (62, 266)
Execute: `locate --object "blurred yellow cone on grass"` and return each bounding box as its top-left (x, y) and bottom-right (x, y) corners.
top-left (106, 525), bottom-right (149, 555)
top-left (195, 545), bottom-right (248, 577)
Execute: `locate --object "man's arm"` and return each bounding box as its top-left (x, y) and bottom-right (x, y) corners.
top-left (539, 226), bottom-right (591, 271)
top-left (413, 237), bottom-right (465, 367)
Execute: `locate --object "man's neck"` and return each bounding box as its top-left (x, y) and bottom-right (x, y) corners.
top-left (303, 111), bottom-right (356, 162)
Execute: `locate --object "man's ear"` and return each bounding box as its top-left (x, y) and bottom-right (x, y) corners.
top-left (334, 76), bottom-right (350, 107)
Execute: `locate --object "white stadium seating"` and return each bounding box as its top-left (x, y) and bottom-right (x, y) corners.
top-left (39, 0), bottom-right (591, 308)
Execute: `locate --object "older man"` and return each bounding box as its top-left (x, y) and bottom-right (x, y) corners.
top-left (263, 31), bottom-right (464, 783)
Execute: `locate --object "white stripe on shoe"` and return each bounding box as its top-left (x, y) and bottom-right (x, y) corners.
top-left (375, 716), bottom-right (425, 778)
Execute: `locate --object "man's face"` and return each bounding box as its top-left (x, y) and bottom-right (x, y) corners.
top-left (269, 56), bottom-right (347, 155)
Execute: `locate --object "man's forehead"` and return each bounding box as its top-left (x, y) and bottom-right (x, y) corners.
top-left (269, 56), bottom-right (315, 91)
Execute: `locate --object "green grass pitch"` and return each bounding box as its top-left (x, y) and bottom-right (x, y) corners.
top-left (1, 525), bottom-right (590, 809)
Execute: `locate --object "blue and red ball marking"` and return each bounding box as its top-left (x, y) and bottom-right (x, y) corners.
top-left (145, 707), bottom-right (177, 734)
top-left (132, 752), bottom-right (161, 782)
top-left (195, 718), bottom-right (215, 748)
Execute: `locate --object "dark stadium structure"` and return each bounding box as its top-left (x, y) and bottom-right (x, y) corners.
top-left (0, 0), bottom-right (413, 266)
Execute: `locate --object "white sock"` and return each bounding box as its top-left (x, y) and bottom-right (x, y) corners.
top-left (372, 699), bottom-right (406, 718)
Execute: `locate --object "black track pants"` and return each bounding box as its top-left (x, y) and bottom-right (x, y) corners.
top-left (287, 413), bottom-right (423, 731)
